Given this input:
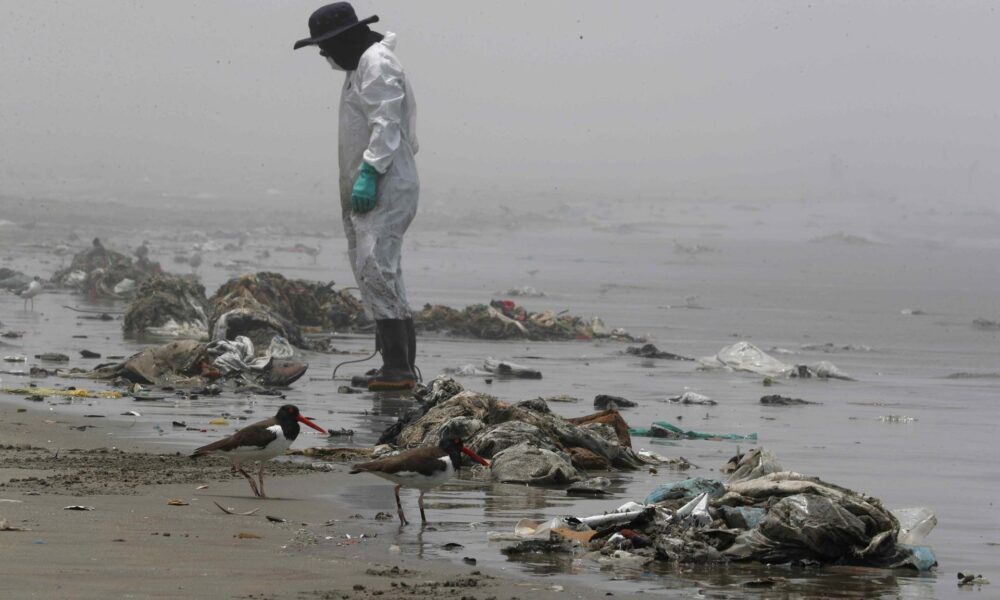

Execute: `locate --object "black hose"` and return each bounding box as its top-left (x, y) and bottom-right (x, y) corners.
top-left (331, 348), bottom-right (379, 380)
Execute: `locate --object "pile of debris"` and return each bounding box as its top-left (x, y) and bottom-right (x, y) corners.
top-left (123, 273), bottom-right (209, 338)
top-left (121, 271), bottom-right (366, 350)
top-left (51, 239), bottom-right (161, 299)
top-left (208, 272), bottom-right (365, 350)
top-left (379, 377), bottom-right (673, 485)
top-left (496, 447), bottom-right (937, 572)
top-left (85, 336), bottom-right (307, 390)
top-left (415, 299), bottom-right (639, 341)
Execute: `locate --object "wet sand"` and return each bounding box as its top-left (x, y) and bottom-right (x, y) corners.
top-left (3, 195), bottom-right (1000, 598)
top-left (0, 404), bottom-right (613, 600)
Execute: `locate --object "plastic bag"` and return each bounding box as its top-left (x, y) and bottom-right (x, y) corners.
top-left (892, 507), bottom-right (937, 545)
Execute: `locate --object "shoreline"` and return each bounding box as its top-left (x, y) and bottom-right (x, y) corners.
top-left (0, 402), bottom-right (633, 600)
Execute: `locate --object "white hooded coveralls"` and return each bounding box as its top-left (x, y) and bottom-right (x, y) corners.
top-left (338, 32), bottom-right (418, 320)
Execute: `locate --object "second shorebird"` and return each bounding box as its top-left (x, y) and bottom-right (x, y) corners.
top-left (191, 404), bottom-right (326, 498)
top-left (351, 436), bottom-right (491, 525)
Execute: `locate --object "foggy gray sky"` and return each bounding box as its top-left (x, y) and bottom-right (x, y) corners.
top-left (2, 1), bottom-right (998, 208)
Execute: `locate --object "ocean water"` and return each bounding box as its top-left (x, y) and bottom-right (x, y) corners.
top-left (1, 196), bottom-right (998, 598)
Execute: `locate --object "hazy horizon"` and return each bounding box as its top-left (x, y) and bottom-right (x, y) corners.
top-left (2, 1), bottom-right (998, 212)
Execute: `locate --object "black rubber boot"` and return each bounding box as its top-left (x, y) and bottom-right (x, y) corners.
top-left (367, 319), bottom-right (415, 391)
top-left (405, 317), bottom-right (418, 381)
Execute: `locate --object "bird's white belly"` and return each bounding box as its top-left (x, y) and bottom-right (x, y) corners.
top-left (221, 428), bottom-right (291, 465)
top-left (372, 461), bottom-right (455, 492)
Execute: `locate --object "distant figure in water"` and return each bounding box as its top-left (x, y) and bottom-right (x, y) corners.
top-left (92, 237), bottom-right (104, 250)
top-left (304, 244), bottom-right (321, 264)
top-left (189, 251), bottom-right (203, 273)
top-left (20, 276), bottom-right (42, 311)
top-left (134, 240), bottom-right (150, 262)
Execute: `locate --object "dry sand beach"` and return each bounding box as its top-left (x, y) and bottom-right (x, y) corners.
top-left (0, 404), bottom-right (617, 600)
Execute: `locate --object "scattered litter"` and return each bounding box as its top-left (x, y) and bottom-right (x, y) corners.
top-left (384, 376), bottom-right (645, 479)
top-left (506, 449), bottom-right (937, 572)
top-left (63, 505), bottom-right (95, 511)
top-left (629, 421), bottom-right (757, 442)
top-left (1, 386), bottom-right (122, 399)
top-left (266, 515), bottom-right (287, 523)
top-left (567, 477), bottom-right (612, 497)
top-left (626, 344), bottom-right (693, 361)
top-left (213, 501), bottom-right (259, 516)
top-left (539, 394), bottom-right (578, 403)
top-left (670, 491), bottom-right (712, 528)
top-left (972, 318), bottom-right (1000, 330)
top-left (166, 499), bottom-right (189, 506)
top-left (53, 241), bottom-right (161, 299)
top-left (879, 415), bottom-right (916, 423)
top-left (120, 410), bottom-right (141, 417)
top-left (499, 286), bottom-right (545, 297)
top-left (326, 427), bottom-right (355, 437)
top-left (35, 353), bottom-right (70, 362)
top-left (196, 485), bottom-right (209, 490)
top-left (594, 394), bottom-right (637, 409)
top-left (236, 532), bottom-right (262, 539)
top-left (724, 448), bottom-right (784, 483)
top-left (416, 299), bottom-right (640, 342)
top-left (893, 507), bottom-right (937, 545)
top-left (801, 342), bottom-right (873, 353)
top-left (501, 538), bottom-right (577, 556)
top-left (482, 357), bottom-right (542, 379)
top-left (760, 395), bottom-right (817, 406)
top-left (577, 502), bottom-right (654, 529)
top-left (208, 418), bottom-right (229, 426)
top-left (0, 518), bottom-right (31, 531)
top-left (667, 391), bottom-right (716, 405)
top-left (698, 341), bottom-right (853, 380)
top-left (646, 478), bottom-right (725, 504)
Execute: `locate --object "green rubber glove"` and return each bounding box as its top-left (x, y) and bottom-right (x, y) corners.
top-left (351, 163), bottom-right (379, 213)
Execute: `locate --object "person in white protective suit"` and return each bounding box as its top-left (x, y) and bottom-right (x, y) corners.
top-left (294, 2), bottom-right (420, 391)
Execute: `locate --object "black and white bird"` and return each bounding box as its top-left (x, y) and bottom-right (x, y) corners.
top-left (19, 276), bottom-right (42, 311)
top-left (351, 436), bottom-right (491, 525)
top-left (191, 404), bottom-right (326, 498)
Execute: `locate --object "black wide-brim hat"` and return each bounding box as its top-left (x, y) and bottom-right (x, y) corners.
top-left (293, 2), bottom-right (379, 50)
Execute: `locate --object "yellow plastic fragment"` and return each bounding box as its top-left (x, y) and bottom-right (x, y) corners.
top-left (208, 418), bottom-right (229, 426)
top-left (1, 387), bottom-right (123, 399)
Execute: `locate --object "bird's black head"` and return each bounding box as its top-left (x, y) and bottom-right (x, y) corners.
top-left (438, 436), bottom-right (491, 469)
top-left (439, 436), bottom-right (464, 466)
top-left (275, 404), bottom-right (302, 423)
